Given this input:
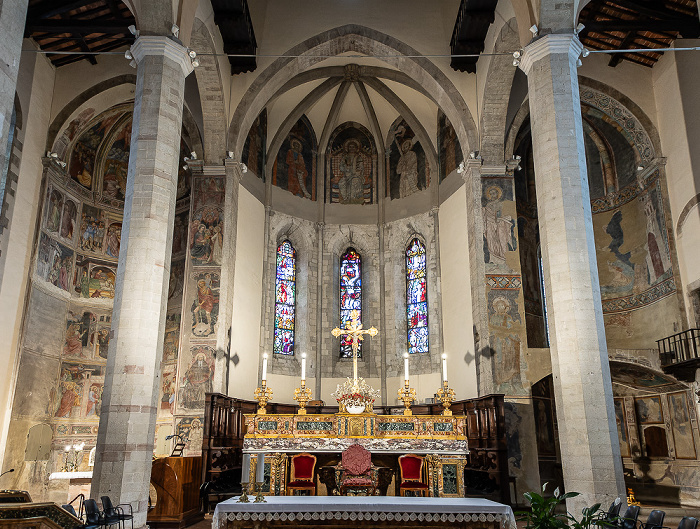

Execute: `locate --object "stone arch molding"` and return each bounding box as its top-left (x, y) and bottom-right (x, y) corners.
top-left (228, 25), bottom-right (478, 162)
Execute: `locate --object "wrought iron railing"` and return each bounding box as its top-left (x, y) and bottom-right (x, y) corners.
top-left (657, 328), bottom-right (700, 366)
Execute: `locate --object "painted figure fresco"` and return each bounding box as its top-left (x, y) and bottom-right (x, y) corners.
top-left (46, 189), bottom-right (64, 233)
top-left (104, 223), bottom-right (121, 258)
top-left (179, 346), bottom-right (215, 410)
top-left (272, 116), bottom-right (315, 199)
top-left (482, 183), bottom-right (516, 270)
top-left (669, 392), bottom-right (696, 459)
top-left (176, 417), bottom-right (204, 457)
top-left (85, 383), bottom-right (102, 417)
top-left (55, 380), bottom-right (81, 418)
top-left (191, 272), bottom-right (220, 337)
top-left (193, 176), bottom-right (225, 211)
top-left (636, 396), bottom-right (664, 423)
top-left (387, 118), bottom-right (428, 199)
top-left (641, 192), bottom-right (671, 283)
top-left (190, 207), bottom-right (223, 266)
top-left (55, 363), bottom-right (103, 418)
top-left (163, 312), bottom-right (180, 363)
top-left (614, 399), bottom-right (630, 457)
top-left (160, 367), bottom-right (176, 415)
top-left (63, 311), bottom-right (95, 357)
top-left (79, 205), bottom-right (105, 253)
top-left (242, 109), bottom-right (266, 179)
top-left (172, 210), bottom-right (189, 256)
top-left (37, 233), bottom-right (73, 291)
top-left (169, 259), bottom-right (185, 302)
top-left (60, 199), bottom-right (78, 241)
top-left (88, 266), bottom-right (116, 299)
top-left (438, 110), bottom-right (463, 182)
top-left (102, 119), bottom-right (131, 203)
top-left (329, 124), bottom-right (375, 205)
top-left (95, 326), bottom-right (110, 359)
top-left (68, 112), bottom-right (123, 190)
top-left (488, 291), bottom-right (522, 388)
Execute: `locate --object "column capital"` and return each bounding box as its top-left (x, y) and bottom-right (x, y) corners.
top-left (130, 36), bottom-right (194, 77)
top-left (519, 34), bottom-right (583, 75)
top-left (224, 158), bottom-right (247, 182)
top-left (459, 159), bottom-right (483, 182)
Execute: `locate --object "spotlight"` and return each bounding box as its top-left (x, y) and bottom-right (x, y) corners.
top-left (576, 58), bottom-right (582, 67)
top-left (58, 161), bottom-right (67, 168)
top-left (582, 48), bottom-right (590, 58)
top-left (128, 25), bottom-right (139, 37)
top-left (191, 59), bottom-right (199, 68)
top-left (529, 24), bottom-right (539, 36)
top-left (241, 163), bottom-right (248, 174)
top-left (513, 59), bottom-right (520, 67)
top-left (190, 151), bottom-right (197, 160)
top-left (188, 49), bottom-right (197, 59)
top-left (513, 155), bottom-right (521, 161)
top-left (227, 151), bottom-right (235, 159)
top-left (575, 23), bottom-right (585, 35)
top-left (124, 49), bottom-right (133, 60)
top-left (637, 165), bottom-right (644, 171)
top-left (182, 164), bottom-right (189, 171)
top-left (456, 161), bottom-right (465, 174)
top-left (469, 151), bottom-right (480, 160)
top-left (513, 50), bottom-right (522, 59)
top-left (171, 24), bottom-right (180, 38)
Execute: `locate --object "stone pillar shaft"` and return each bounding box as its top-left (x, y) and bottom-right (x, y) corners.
top-left (520, 34), bottom-right (625, 509)
top-left (92, 36), bottom-right (192, 528)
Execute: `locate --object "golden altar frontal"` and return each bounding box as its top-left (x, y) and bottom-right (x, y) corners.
top-left (243, 412), bottom-right (469, 496)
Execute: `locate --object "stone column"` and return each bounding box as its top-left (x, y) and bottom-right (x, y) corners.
top-left (520, 34), bottom-right (625, 510)
top-left (92, 36), bottom-right (193, 528)
top-left (0, 0), bottom-right (27, 198)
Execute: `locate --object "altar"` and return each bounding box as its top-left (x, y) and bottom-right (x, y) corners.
top-left (212, 496), bottom-right (516, 529)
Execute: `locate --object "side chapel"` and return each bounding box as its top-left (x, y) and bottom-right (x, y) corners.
top-left (0, 0), bottom-right (700, 526)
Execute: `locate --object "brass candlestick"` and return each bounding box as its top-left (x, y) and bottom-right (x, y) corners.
top-left (254, 482), bottom-right (267, 503)
top-left (237, 482), bottom-right (250, 503)
top-left (397, 381), bottom-right (417, 415)
top-left (436, 380), bottom-right (455, 416)
top-left (254, 381), bottom-right (273, 415)
top-left (293, 380), bottom-right (312, 414)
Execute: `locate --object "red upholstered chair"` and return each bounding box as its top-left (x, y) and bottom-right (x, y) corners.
top-left (286, 453), bottom-right (317, 495)
top-left (398, 454), bottom-right (429, 496)
top-left (335, 444), bottom-right (378, 495)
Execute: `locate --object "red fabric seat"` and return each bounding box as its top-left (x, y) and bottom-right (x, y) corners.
top-left (286, 453), bottom-right (317, 496)
top-left (335, 444), bottom-right (378, 495)
top-left (399, 454), bottom-right (427, 496)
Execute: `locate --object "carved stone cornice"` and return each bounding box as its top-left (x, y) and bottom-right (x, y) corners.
top-left (130, 36), bottom-right (194, 77)
top-left (519, 34), bottom-right (583, 75)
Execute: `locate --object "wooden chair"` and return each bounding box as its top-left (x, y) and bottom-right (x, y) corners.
top-left (286, 453), bottom-right (317, 495)
top-left (398, 454), bottom-right (429, 497)
top-left (335, 444), bottom-right (378, 496)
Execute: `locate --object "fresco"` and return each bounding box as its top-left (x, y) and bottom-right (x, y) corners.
top-left (68, 112), bottom-right (124, 191)
top-left (487, 289), bottom-right (523, 390)
top-left (60, 199), bottom-right (78, 242)
top-left (328, 123), bottom-right (375, 205)
top-left (172, 210), bottom-right (189, 257)
top-left (635, 396), bottom-right (664, 423)
top-left (85, 383), bottom-right (102, 417)
top-left (669, 392), bottom-right (696, 459)
top-left (192, 177), bottom-right (225, 211)
top-left (387, 118), bottom-right (428, 199)
top-left (104, 223), bottom-right (121, 259)
top-left (54, 362), bottom-right (104, 419)
top-left (614, 398), bottom-right (630, 457)
top-left (37, 233), bottom-right (73, 292)
top-left (79, 205), bottom-right (105, 253)
top-left (178, 345), bottom-right (215, 410)
top-left (190, 207), bottom-right (223, 266)
top-left (176, 417), bottom-right (204, 457)
top-left (272, 116), bottom-right (316, 199)
top-left (163, 312), bottom-right (181, 364)
top-left (102, 119), bottom-right (131, 204)
top-left (46, 189), bottom-right (64, 234)
top-left (63, 311), bottom-right (95, 358)
top-left (438, 110), bottom-right (463, 183)
top-left (95, 325), bottom-right (110, 359)
top-left (191, 271), bottom-right (220, 337)
top-left (242, 109), bottom-right (266, 179)
top-left (88, 265), bottom-right (116, 299)
top-left (168, 259), bottom-right (185, 302)
top-left (482, 181), bottom-right (517, 272)
top-left (159, 365), bottom-right (177, 417)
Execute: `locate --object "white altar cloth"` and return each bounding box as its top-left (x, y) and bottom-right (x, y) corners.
top-left (213, 496), bottom-right (516, 529)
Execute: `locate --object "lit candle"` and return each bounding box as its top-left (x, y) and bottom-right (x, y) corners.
top-left (262, 353), bottom-right (268, 382)
top-left (442, 353), bottom-right (447, 382)
top-left (403, 352), bottom-right (409, 382)
top-left (242, 453), bottom-right (251, 483)
top-left (256, 453), bottom-right (265, 483)
top-left (301, 353), bottom-right (306, 382)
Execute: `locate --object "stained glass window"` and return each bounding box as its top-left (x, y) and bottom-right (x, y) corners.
top-left (340, 248), bottom-right (362, 358)
top-left (273, 240), bottom-right (296, 355)
top-left (406, 238), bottom-right (428, 354)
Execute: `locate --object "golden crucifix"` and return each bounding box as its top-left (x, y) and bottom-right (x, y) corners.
top-left (331, 309), bottom-right (378, 387)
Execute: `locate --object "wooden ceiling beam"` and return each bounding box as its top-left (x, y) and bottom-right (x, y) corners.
top-left (26, 18), bottom-right (129, 34)
top-left (580, 18), bottom-right (699, 36)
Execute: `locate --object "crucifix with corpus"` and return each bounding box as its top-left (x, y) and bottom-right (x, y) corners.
top-left (331, 309), bottom-right (378, 388)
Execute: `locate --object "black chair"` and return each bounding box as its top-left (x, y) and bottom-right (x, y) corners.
top-left (678, 517), bottom-right (699, 529)
top-left (62, 504), bottom-right (101, 529)
top-left (620, 505), bottom-right (641, 529)
top-left (83, 498), bottom-right (120, 529)
top-left (598, 499), bottom-right (622, 525)
top-left (101, 495), bottom-right (134, 529)
top-left (639, 510), bottom-right (665, 529)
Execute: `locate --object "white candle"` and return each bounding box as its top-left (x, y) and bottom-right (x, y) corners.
top-left (262, 353), bottom-right (268, 382)
top-left (241, 453), bottom-right (251, 483)
top-left (403, 352), bottom-right (409, 382)
top-left (442, 353), bottom-right (447, 382)
top-left (301, 353), bottom-right (306, 382)
top-left (256, 453), bottom-right (265, 483)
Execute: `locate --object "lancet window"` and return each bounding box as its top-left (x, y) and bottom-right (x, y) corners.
top-left (406, 238), bottom-right (428, 354)
top-left (340, 248), bottom-right (362, 358)
top-left (273, 240), bottom-right (296, 355)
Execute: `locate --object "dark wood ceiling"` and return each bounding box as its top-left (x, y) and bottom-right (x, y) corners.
top-left (25, 0), bottom-right (257, 73)
top-left (25, 0), bottom-right (135, 67)
top-left (450, 0), bottom-right (499, 73)
top-left (578, 0), bottom-right (700, 67)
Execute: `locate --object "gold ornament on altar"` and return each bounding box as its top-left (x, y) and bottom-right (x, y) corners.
top-left (293, 381), bottom-right (312, 414)
top-left (254, 382), bottom-right (273, 415)
top-left (331, 309), bottom-right (378, 386)
top-left (436, 380), bottom-right (456, 416)
top-left (397, 382), bottom-right (417, 415)
top-left (332, 377), bottom-right (380, 414)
